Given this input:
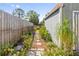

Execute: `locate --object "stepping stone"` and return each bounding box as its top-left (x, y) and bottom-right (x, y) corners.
top-left (36, 42), bottom-right (42, 45)
top-left (15, 45), bottom-right (23, 51)
top-left (30, 48), bottom-right (37, 51)
top-left (35, 50), bottom-right (41, 56)
top-left (36, 40), bottom-right (40, 42)
top-left (37, 48), bottom-right (44, 51)
top-left (27, 51), bottom-right (36, 56)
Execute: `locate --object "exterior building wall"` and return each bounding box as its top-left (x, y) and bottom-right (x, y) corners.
top-left (45, 3), bottom-right (79, 51)
top-left (45, 9), bottom-right (61, 47)
top-left (62, 3), bottom-right (79, 51)
top-left (62, 3), bottom-right (79, 29)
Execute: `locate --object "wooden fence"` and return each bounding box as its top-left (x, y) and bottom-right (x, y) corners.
top-left (0, 10), bottom-right (33, 50)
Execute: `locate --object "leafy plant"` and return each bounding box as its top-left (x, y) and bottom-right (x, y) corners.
top-left (0, 31), bottom-right (33, 56)
top-left (13, 8), bottom-right (25, 18)
top-left (39, 25), bottom-right (52, 42)
top-left (41, 18), bottom-right (75, 56)
top-left (43, 41), bottom-right (65, 56)
top-left (26, 10), bottom-right (39, 25)
top-left (57, 18), bottom-right (75, 55)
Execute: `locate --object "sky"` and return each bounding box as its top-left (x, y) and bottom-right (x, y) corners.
top-left (0, 3), bottom-right (56, 22)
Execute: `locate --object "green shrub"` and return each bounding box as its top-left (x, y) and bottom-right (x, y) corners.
top-left (0, 31), bottom-right (33, 56)
top-left (39, 25), bottom-right (52, 42)
top-left (57, 18), bottom-right (75, 55)
top-left (43, 42), bottom-right (66, 56)
top-left (43, 41), bottom-right (74, 56)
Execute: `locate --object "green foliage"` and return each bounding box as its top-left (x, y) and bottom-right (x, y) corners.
top-left (39, 25), bottom-right (52, 42)
top-left (26, 10), bottom-right (39, 25)
top-left (41, 18), bottom-right (74, 56)
top-left (43, 42), bottom-right (65, 56)
top-left (0, 32), bottom-right (33, 56)
top-left (43, 41), bottom-right (73, 56)
top-left (22, 34), bottom-right (32, 50)
top-left (13, 8), bottom-right (25, 18)
top-left (57, 18), bottom-right (74, 55)
top-left (1, 46), bottom-right (15, 56)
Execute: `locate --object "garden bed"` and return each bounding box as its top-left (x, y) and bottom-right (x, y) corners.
top-left (0, 32), bottom-right (33, 56)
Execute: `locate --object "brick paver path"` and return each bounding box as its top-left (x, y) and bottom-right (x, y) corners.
top-left (27, 30), bottom-right (47, 56)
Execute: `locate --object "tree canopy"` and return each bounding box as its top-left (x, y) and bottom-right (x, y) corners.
top-left (13, 8), bottom-right (25, 19)
top-left (26, 10), bottom-right (39, 25)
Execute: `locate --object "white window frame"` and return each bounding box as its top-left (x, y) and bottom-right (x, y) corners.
top-left (72, 11), bottom-right (79, 34)
top-left (72, 11), bottom-right (79, 50)
top-left (73, 11), bottom-right (79, 32)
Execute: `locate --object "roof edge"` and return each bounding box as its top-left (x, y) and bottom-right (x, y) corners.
top-left (45, 3), bottom-right (63, 20)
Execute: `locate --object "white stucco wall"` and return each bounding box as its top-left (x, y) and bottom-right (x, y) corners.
top-left (45, 10), bottom-right (61, 47)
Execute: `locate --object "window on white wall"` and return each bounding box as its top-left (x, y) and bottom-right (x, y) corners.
top-left (73, 11), bottom-right (79, 51)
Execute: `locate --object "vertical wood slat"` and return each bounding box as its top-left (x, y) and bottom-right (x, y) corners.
top-left (0, 10), bottom-right (33, 51)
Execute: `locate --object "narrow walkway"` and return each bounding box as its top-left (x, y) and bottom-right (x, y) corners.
top-left (27, 30), bottom-right (47, 56)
